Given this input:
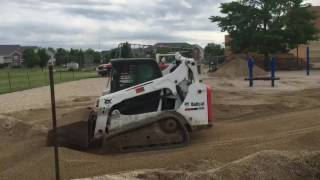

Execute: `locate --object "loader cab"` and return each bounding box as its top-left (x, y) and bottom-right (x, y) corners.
top-left (110, 58), bottom-right (162, 93)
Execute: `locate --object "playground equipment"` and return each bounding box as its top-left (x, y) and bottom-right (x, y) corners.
top-left (245, 57), bottom-right (280, 87)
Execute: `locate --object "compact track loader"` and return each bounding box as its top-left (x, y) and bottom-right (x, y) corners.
top-left (48, 53), bottom-right (213, 153)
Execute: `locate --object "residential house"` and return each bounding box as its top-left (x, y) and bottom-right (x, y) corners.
top-left (0, 45), bottom-right (24, 66)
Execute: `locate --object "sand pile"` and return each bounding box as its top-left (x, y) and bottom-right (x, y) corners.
top-left (82, 150), bottom-right (320, 180)
top-left (205, 150), bottom-right (320, 180)
top-left (211, 57), bottom-right (267, 78)
top-left (0, 115), bottom-right (47, 138)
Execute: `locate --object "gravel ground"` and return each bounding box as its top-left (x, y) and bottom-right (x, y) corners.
top-left (0, 78), bottom-right (107, 113)
top-left (1, 71), bottom-right (320, 179)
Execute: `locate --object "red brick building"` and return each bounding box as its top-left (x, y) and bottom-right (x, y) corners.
top-left (291, 6), bottom-right (320, 67)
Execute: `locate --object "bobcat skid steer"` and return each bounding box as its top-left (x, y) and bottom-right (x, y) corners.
top-left (48, 53), bottom-right (213, 153)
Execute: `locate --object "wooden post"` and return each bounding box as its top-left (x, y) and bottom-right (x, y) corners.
top-left (48, 65), bottom-right (60, 180)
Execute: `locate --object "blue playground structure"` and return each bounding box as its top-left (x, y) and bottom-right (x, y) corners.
top-left (245, 57), bottom-right (280, 87)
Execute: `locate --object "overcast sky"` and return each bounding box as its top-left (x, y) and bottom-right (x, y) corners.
top-left (0, 0), bottom-right (319, 50)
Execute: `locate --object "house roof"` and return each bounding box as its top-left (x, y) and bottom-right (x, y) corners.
top-left (0, 45), bottom-right (22, 56)
top-left (22, 46), bottom-right (38, 51)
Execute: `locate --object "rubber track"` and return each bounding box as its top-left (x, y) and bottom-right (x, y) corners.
top-left (101, 111), bottom-right (190, 153)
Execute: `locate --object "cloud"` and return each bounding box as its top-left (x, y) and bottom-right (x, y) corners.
top-left (306, 0), bottom-right (320, 5)
top-left (10, 0), bottom-right (320, 50)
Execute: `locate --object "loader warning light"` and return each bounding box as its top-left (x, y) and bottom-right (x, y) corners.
top-left (135, 87), bottom-right (145, 94)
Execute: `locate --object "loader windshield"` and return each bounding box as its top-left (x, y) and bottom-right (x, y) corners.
top-left (110, 59), bottom-right (162, 92)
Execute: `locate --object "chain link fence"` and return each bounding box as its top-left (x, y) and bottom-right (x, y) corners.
top-left (0, 69), bottom-right (97, 94)
top-left (200, 55), bottom-right (226, 72)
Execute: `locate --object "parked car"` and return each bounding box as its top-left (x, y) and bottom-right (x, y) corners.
top-left (96, 63), bottom-right (112, 76)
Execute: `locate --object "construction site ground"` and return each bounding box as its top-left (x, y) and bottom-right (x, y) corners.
top-left (0, 71), bottom-right (320, 179)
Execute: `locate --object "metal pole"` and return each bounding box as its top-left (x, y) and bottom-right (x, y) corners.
top-left (27, 71), bottom-right (31, 88)
top-left (48, 65), bottom-right (60, 180)
top-left (7, 71), bottom-right (12, 92)
top-left (306, 46), bottom-right (310, 76)
top-left (119, 44), bottom-right (122, 58)
top-left (44, 71), bottom-right (47, 85)
top-left (271, 57), bottom-right (276, 87)
top-left (248, 57), bottom-right (254, 87)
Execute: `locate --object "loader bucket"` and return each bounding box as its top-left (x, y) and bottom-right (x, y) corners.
top-left (47, 121), bottom-right (90, 150)
top-left (47, 108), bottom-right (98, 151)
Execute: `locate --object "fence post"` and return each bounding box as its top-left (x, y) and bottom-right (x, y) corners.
top-left (59, 71), bottom-right (62, 81)
top-left (44, 71), bottom-right (47, 85)
top-left (73, 71), bottom-right (75, 80)
top-left (27, 71), bottom-right (31, 88)
top-left (48, 65), bottom-right (61, 180)
top-left (7, 71), bottom-right (12, 92)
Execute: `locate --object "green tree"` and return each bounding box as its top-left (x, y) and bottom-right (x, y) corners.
top-left (69, 48), bottom-right (79, 63)
top-left (210, 0), bottom-right (318, 69)
top-left (48, 47), bottom-right (55, 52)
top-left (23, 49), bottom-right (40, 68)
top-left (85, 49), bottom-right (101, 64)
top-left (93, 51), bottom-right (101, 64)
top-left (204, 43), bottom-right (225, 57)
top-left (37, 48), bottom-right (50, 69)
top-left (101, 51), bottom-right (111, 63)
top-left (285, 0), bottom-right (319, 59)
top-left (83, 49), bottom-right (99, 64)
top-left (78, 49), bottom-right (85, 67)
top-left (55, 48), bottom-right (69, 66)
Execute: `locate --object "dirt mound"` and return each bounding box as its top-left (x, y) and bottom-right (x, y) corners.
top-left (211, 57), bottom-right (267, 78)
top-left (208, 150), bottom-right (320, 180)
top-left (0, 115), bottom-right (47, 138)
top-left (92, 150), bottom-right (320, 180)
